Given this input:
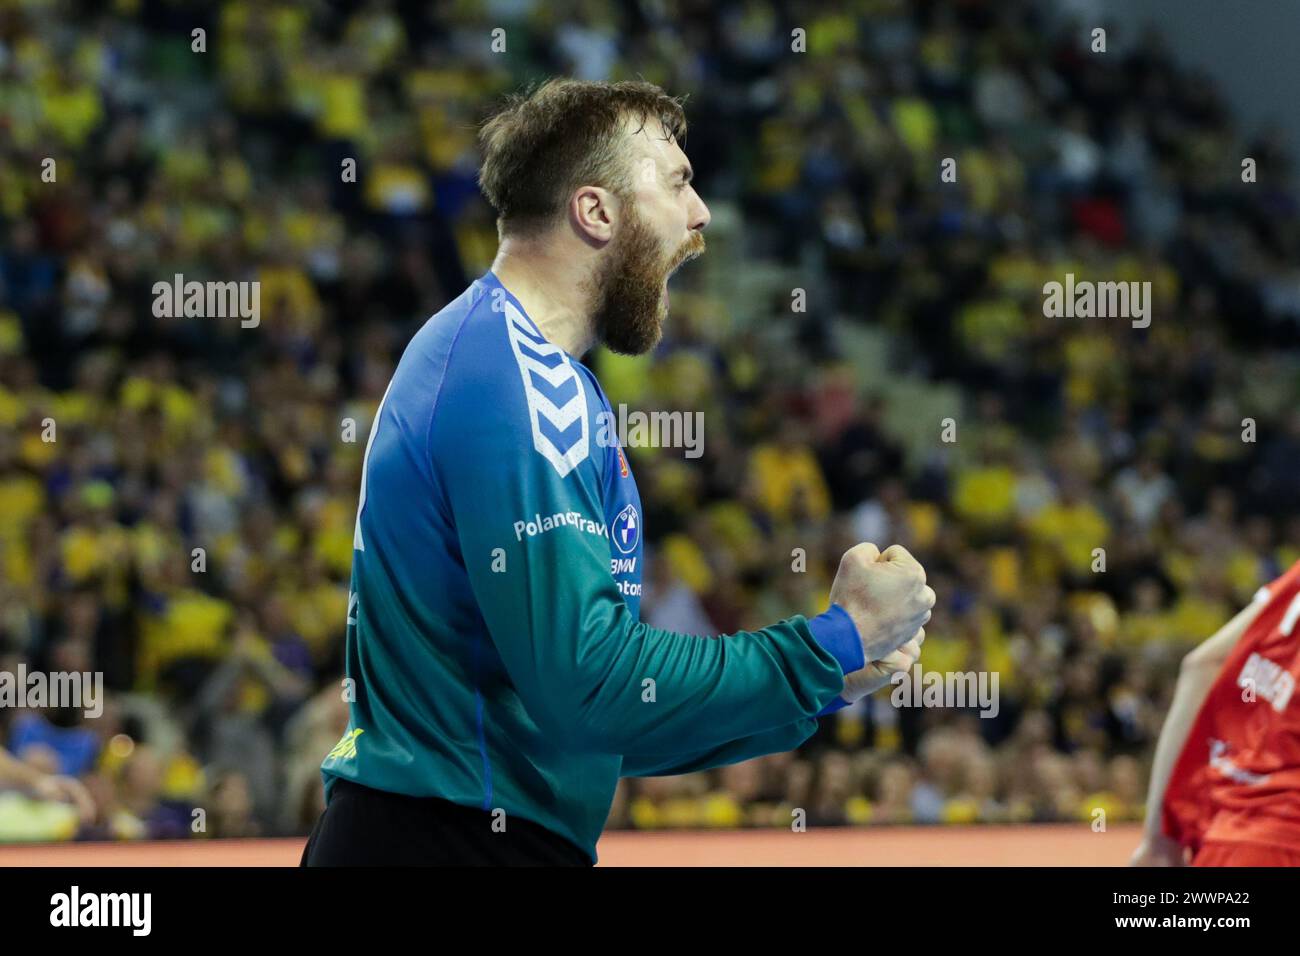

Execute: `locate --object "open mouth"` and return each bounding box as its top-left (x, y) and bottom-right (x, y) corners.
top-left (662, 265), bottom-right (680, 309)
top-left (663, 241), bottom-right (704, 309)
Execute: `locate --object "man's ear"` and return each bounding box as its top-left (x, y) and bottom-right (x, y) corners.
top-left (570, 185), bottom-right (616, 246)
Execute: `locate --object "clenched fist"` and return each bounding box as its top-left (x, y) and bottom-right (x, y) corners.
top-left (829, 543), bottom-right (935, 665)
top-left (841, 631), bottom-right (925, 702)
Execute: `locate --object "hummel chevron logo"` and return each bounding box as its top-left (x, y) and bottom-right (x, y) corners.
top-left (528, 370), bottom-right (578, 408)
top-left (511, 320), bottom-right (547, 345)
top-left (516, 341), bottom-right (566, 369)
top-left (504, 302), bottom-right (589, 477)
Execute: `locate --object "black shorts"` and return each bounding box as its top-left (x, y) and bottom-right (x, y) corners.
top-left (300, 778), bottom-right (593, 867)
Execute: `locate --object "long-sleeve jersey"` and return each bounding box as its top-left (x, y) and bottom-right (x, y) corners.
top-left (321, 269), bottom-right (863, 861)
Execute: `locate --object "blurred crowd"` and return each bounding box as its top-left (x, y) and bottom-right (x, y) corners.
top-left (2, 0), bottom-right (1300, 841)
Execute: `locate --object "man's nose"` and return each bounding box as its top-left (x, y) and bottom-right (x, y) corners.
top-left (689, 189), bottom-right (711, 232)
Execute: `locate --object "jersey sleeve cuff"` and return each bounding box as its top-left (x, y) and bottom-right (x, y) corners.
top-left (807, 603), bottom-right (865, 676)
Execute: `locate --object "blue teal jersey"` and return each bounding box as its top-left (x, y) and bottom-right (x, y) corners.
top-left (321, 270), bottom-right (863, 861)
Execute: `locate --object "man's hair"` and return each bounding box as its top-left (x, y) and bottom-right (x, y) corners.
top-left (478, 78), bottom-right (686, 236)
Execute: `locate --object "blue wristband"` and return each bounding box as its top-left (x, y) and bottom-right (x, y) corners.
top-left (807, 604), bottom-right (864, 718)
top-left (806, 603), bottom-right (865, 674)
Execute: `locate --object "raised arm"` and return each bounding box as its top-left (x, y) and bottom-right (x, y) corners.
top-left (1130, 595), bottom-right (1267, 866)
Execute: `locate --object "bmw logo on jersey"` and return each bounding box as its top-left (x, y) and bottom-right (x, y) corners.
top-left (606, 446), bottom-right (644, 611)
top-left (613, 503), bottom-right (639, 555)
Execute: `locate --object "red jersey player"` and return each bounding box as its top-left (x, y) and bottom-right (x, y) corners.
top-left (1132, 560), bottom-right (1300, 866)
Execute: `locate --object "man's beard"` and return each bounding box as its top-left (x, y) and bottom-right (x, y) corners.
top-left (590, 202), bottom-right (705, 356)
